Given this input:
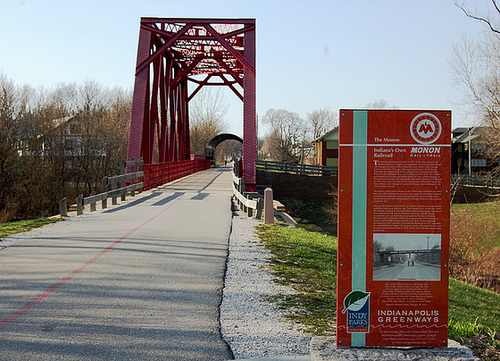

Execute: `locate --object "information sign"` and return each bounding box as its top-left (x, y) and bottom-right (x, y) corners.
top-left (336, 110), bottom-right (451, 348)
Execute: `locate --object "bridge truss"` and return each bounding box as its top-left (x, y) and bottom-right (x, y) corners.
top-left (127, 18), bottom-right (256, 190)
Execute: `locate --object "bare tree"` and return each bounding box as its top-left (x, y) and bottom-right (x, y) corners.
top-left (307, 108), bottom-right (338, 139)
top-left (0, 75), bottom-right (23, 219)
top-left (452, 3), bottom-right (500, 174)
top-left (69, 80), bottom-right (108, 193)
top-left (101, 88), bottom-right (132, 174)
top-left (51, 81), bottom-right (80, 114)
top-left (456, 0), bottom-right (500, 34)
top-left (15, 85), bottom-right (66, 217)
top-left (261, 128), bottom-right (284, 161)
top-left (0, 77), bottom-right (65, 219)
top-left (69, 80), bottom-right (132, 194)
top-left (0, 76), bottom-right (132, 222)
top-left (366, 99), bottom-right (393, 108)
top-left (189, 87), bottom-right (229, 155)
top-left (261, 108), bottom-right (305, 162)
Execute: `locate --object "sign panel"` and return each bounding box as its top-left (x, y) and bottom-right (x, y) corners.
top-left (336, 110), bottom-right (451, 348)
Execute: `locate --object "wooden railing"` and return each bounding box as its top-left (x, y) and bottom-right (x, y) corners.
top-left (451, 174), bottom-right (500, 188)
top-left (59, 158), bottom-right (144, 216)
top-left (232, 169), bottom-right (262, 218)
top-left (59, 158), bottom-right (213, 216)
top-left (256, 160), bottom-right (338, 176)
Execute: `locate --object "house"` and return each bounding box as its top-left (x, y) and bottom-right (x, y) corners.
top-left (17, 115), bottom-right (77, 157)
top-left (451, 127), bottom-right (494, 175)
top-left (312, 126), bottom-right (497, 175)
top-left (313, 127), bottom-right (339, 167)
top-left (51, 115), bottom-right (98, 158)
top-left (17, 114), bottom-right (106, 161)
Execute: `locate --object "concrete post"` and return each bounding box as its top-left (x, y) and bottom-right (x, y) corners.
top-left (102, 177), bottom-right (108, 209)
top-left (138, 157), bottom-right (143, 193)
top-left (247, 198), bottom-right (252, 217)
top-left (121, 159), bottom-right (127, 202)
top-left (264, 188), bottom-right (274, 224)
top-left (121, 179), bottom-right (126, 202)
top-left (240, 178), bottom-right (246, 212)
top-left (90, 192), bottom-right (96, 212)
top-left (130, 176), bottom-right (136, 197)
top-left (59, 197), bottom-right (67, 217)
top-left (76, 194), bottom-right (83, 215)
top-left (111, 181), bottom-right (118, 205)
top-left (256, 197), bottom-right (263, 219)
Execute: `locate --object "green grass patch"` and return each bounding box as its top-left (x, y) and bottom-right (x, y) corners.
top-left (449, 278), bottom-right (500, 355)
top-left (256, 223), bottom-right (500, 343)
top-left (259, 199), bottom-right (500, 358)
top-left (257, 224), bottom-right (337, 334)
top-left (449, 278), bottom-right (500, 335)
top-left (0, 217), bottom-right (61, 239)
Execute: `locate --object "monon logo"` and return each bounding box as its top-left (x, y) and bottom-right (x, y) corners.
top-left (418, 122), bottom-right (434, 134)
top-left (410, 113), bottom-right (442, 145)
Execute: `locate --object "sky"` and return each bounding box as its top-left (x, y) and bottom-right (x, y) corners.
top-left (0, 0), bottom-right (493, 137)
top-left (374, 233), bottom-right (441, 252)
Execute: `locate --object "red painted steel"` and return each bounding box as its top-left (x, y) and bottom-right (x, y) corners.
top-left (143, 160), bottom-right (211, 190)
top-left (243, 23), bottom-right (257, 191)
top-left (128, 29), bottom-right (152, 163)
top-left (127, 18), bottom-right (256, 189)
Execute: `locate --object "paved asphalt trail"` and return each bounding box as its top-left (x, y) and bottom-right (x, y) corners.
top-left (373, 262), bottom-right (441, 281)
top-left (0, 167), bottom-right (234, 360)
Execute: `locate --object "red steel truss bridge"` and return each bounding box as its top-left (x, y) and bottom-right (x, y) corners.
top-left (127, 18), bottom-right (256, 191)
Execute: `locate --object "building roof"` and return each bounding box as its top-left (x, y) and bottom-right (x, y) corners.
top-left (313, 127), bottom-right (339, 143)
top-left (52, 115), bottom-right (78, 128)
top-left (452, 127), bottom-right (484, 144)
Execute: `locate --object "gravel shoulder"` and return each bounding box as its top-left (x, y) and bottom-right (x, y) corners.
top-left (221, 210), bottom-right (311, 359)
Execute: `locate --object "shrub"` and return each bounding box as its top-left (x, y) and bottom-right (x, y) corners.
top-left (449, 208), bottom-right (500, 290)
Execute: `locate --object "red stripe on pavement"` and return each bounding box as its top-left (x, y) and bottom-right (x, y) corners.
top-left (0, 195), bottom-right (183, 330)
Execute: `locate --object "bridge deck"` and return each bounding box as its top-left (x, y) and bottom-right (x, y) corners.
top-left (0, 167), bottom-right (234, 360)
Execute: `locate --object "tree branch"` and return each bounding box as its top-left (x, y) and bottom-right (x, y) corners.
top-left (491, 0), bottom-right (500, 15)
top-left (457, 1), bottom-right (500, 34)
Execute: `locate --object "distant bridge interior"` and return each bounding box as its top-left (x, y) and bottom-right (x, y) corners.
top-left (378, 248), bottom-right (441, 265)
top-left (205, 133), bottom-right (243, 163)
top-left (126, 18), bottom-right (256, 190)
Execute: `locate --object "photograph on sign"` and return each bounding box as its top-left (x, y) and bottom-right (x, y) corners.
top-left (373, 233), bottom-right (441, 281)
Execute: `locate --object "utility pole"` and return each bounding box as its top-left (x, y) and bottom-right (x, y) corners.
top-left (468, 127), bottom-right (473, 178)
top-left (301, 130), bottom-right (306, 165)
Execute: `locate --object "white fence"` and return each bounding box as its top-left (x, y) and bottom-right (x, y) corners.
top-left (232, 170), bottom-right (262, 218)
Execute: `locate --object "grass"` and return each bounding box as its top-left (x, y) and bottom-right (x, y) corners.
top-left (449, 278), bottom-right (500, 335)
top-left (449, 278), bottom-right (500, 357)
top-left (256, 199), bottom-right (500, 348)
top-left (0, 217), bottom-right (61, 239)
top-left (256, 224), bottom-right (337, 334)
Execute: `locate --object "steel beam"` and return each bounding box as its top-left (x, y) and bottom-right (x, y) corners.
top-left (243, 23), bottom-right (256, 191)
top-left (127, 18), bottom-right (256, 189)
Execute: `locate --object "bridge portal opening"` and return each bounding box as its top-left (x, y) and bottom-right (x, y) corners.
top-left (205, 133), bottom-right (243, 164)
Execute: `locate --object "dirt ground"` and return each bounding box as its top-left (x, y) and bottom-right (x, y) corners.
top-left (460, 331), bottom-right (500, 360)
